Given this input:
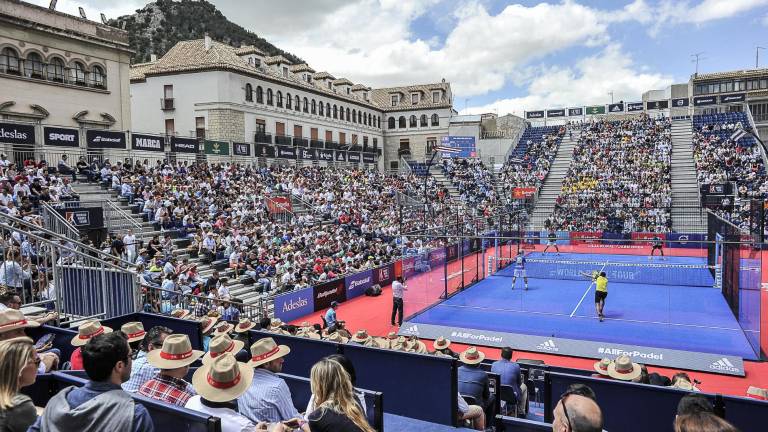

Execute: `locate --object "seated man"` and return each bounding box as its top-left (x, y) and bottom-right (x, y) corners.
top-left (139, 334), bottom-right (202, 406)
top-left (552, 392), bottom-right (603, 432)
top-left (458, 347), bottom-right (495, 421)
top-left (490, 347), bottom-right (528, 417)
top-left (324, 301), bottom-right (344, 332)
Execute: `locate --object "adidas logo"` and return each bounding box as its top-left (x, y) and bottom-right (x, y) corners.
top-left (403, 324), bottom-right (419, 335)
top-left (537, 339), bottom-right (559, 352)
top-left (709, 357), bottom-right (739, 373)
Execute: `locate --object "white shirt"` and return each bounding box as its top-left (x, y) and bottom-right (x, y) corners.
top-left (185, 396), bottom-right (256, 432)
top-left (392, 280), bottom-right (407, 299)
top-left (123, 234), bottom-right (137, 252)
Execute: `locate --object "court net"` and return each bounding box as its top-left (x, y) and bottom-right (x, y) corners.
top-left (488, 254), bottom-right (715, 287)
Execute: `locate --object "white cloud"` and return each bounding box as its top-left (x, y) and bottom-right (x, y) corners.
top-left (649, 0), bottom-right (768, 34)
top-left (461, 44), bottom-right (674, 117)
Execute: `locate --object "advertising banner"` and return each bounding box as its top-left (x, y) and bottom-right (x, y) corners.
top-left (402, 256), bottom-right (417, 279)
top-left (362, 153), bottom-right (375, 164)
top-left (348, 152), bottom-right (362, 163)
top-left (266, 196), bottom-right (292, 214)
top-left (170, 136), bottom-right (199, 153)
top-left (693, 96), bottom-right (717, 106)
top-left (313, 279), bottom-right (346, 312)
top-left (569, 231), bottom-right (603, 245)
top-left (607, 103), bottom-right (624, 113)
top-left (273, 287), bottom-right (314, 322)
top-left (720, 93), bottom-right (745, 104)
top-left (55, 208), bottom-right (104, 228)
top-left (233, 142), bottom-right (251, 156)
top-left (0, 122), bottom-right (35, 145)
top-left (525, 111), bottom-right (545, 119)
top-left (671, 98), bottom-right (689, 108)
top-left (631, 232), bottom-right (666, 246)
top-left (318, 149), bottom-right (334, 161)
top-left (335, 150), bottom-right (347, 162)
top-left (298, 147), bottom-right (316, 160)
top-left (626, 102), bottom-right (644, 112)
top-left (546, 109), bottom-right (565, 118)
top-left (131, 133), bottom-right (164, 152)
top-left (86, 129), bottom-right (126, 149)
top-left (429, 247), bottom-right (447, 269)
top-left (345, 269), bottom-right (373, 300)
top-left (647, 100), bottom-right (669, 110)
top-left (586, 105), bottom-right (606, 115)
top-left (373, 262), bottom-right (395, 287)
top-left (568, 107), bottom-right (583, 117)
top-left (43, 126), bottom-right (79, 147)
top-left (204, 140), bottom-right (230, 156)
top-left (277, 146), bottom-right (297, 159)
top-left (601, 232), bottom-right (630, 246)
top-left (666, 233), bottom-right (707, 249)
top-left (512, 187), bottom-right (536, 199)
top-left (440, 136), bottom-right (477, 158)
top-left (524, 231), bottom-right (540, 246)
top-left (446, 243), bottom-right (459, 262)
top-left (255, 143), bottom-right (275, 158)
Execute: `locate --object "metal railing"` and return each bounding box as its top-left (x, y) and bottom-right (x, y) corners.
top-left (40, 201), bottom-right (80, 242)
top-left (101, 199), bottom-right (143, 234)
top-left (0, 55), bottom-right (108, 90)
top-left (142, 286), bottom-right (265, 322)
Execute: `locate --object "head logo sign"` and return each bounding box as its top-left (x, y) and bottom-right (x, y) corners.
top-left (273, 286), bottom-right (314, 322)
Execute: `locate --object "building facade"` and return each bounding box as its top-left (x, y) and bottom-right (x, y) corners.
top-left (0, 0), bottom-right (132, 130)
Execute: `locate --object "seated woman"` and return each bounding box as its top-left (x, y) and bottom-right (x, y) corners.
top-left (306, 357), bottom-right (375, 432)
top-left (0, 337), bottom-right (39, 432)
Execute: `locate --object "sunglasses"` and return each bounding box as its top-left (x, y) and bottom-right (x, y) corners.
top-left (558, 390), bottom-right (578, 430)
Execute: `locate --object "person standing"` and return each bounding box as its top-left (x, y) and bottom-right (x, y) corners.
top-left (123, 230), bottom-right (138, 264)
top-left (650, 235), bottom-right (665, 260)
top-left (594, 271), bottom-right (608, 322)
top-left (511, 251), bottom-right (528, 290)
top-left (391, 277), bottom-right (407, 327)
top-left (543, 230), bottom-right (560, 254)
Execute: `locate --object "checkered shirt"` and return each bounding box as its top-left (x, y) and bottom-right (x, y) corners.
top-left (138, 373), bottom-right (196, 407)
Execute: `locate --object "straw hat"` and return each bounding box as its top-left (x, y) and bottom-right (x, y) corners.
top-left (121, 322), bottom-right (147, 344)
top-left (607, 355), bottom-right (642, 381)
top-left (350, 330), bottom-right (372, 344)
top-left (170, 309), bottom-right (191, 319)
top-left (746, 386), bottom-right (768, 400)
top-left (392, 336), bottom-right (412, 352)
top-left (433, 337), bottom-right (451, 351)
top-left (325, 332), bottom-right (349, 344)
top-left (372, 337), bottom-right (390, 349)
top-left (147, 334), bottom-right (204, 369)
top-left (213, 321), bottom-right (234, 336)
top-left (248, 337), bottom-right (291, 368)
top-left (0, 309), bottom-right (40, 334)
top-left (408, 339), bottom-right (429, 354)
top-left (459, 347), bottom-right (486, 365)
top-left (234, 318), bottom-right (256, 333)
top-left (269, 318), bottom-right (284, 330)
top-left (71, 320), bottom-right (113, 347)
top-left (297, 328), bottom-right (321, 340)
top-left (593, 358), bottom-right (612, 376)
top-left (200, 315), bottom-right (219, 334)
top-left (192, 353), bottom-right (254, 402)
top-left (202, 334), bottom-right (245, 366)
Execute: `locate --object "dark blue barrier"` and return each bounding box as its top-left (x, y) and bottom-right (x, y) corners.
top-left (26, 325), bottom-right (78, 365)
top-left (20, 373), bottom-right (55, 407)
top-left (248, 330), bottom-right (339, 377)
top-left (279, 372), bottom-right (384, 431)
top-left (345, 269), bottom-right (373, 300)
top-left (59, 267), bottom-right (135, 318)
top-left (273, 286), bottom-right (314, 322)
top-left (495, 415), bottom-right (551, 431)
top-left (601, 232), bottom-right (630, 245)
top-left (721, 394), bottom-right (768, 432)
top-left (102, 312), bottom-right (204, 350)
top-left (667, 233), bottom-right (707, 249)
top-left (341, 342), bottom-right (457, 425)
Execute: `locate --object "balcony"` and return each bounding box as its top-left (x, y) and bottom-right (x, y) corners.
top-left (310, 139), bottom-right (324, 148)
top-left (160, 98), bottom-right (175, 111)
top-left (292, 137), bottom-right (309, 147)
top-left (254, 132), bottom-right (272, 144)
top-left (275, 135), bottom-right (292, 146)
top-left (0, 56), bottom-right (107, 90)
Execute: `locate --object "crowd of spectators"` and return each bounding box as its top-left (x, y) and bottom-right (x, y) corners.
top-left (441, 158), bottom-right (498, 216)
top-left (500, 126), bottom-right (565, 190)
top-left (548, 115), bottom-right (673, 233)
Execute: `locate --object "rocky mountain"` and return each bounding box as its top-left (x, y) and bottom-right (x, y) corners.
top-left (109, 0), bottom-right (302, 64)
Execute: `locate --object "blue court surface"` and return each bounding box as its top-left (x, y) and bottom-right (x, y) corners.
top-left (408, 252), bottom-right (759, 360)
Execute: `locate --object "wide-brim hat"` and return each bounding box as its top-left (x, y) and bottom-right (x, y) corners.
top-left (593, 358), bottom-right (612, 376)
top-left (71, 320), bottom-right (113, 347)
top-left (672, 379), bottom-right (695, 391)
top-left (297, 329), bottom-right (321, 340)
top-left (200, 315), bottom-right (220, 334)
top-left (460, 347), bottom-right (486, 365)
top-left (433, 337), bottom-right (451, 351)
top-left (408, 340), bottom-right (428, 354)
top-left (269, 318), bottom-right (284, 329)
top-left (193, 353), bottom-right (254, 402)
top-left (325, 332), bottom-right (349, 344)
top-left (351, 330), bottom-right (372, 344)
top-left (170, 309), bottom-right (191, 319)
top-left (0, 309), bottom-right (40, 334)
top-left (248, 337), bottom-right (291, 368)
top-left (121, 322), bottom-right (147, 344)
top-left (147, 334), bottom-right (204, 369)
top-left (746, 386), bottom-right (768, 400)
top-left (213, 322), bottom-right (234, 336)
top-left (234, 318), bottom-right (256, 333)
top-left (607, 355), bottom-right (642, 381)
top-left (372, 337), bottom-right (390, 349)
top-left (202, 334), bottom-right (245, 366)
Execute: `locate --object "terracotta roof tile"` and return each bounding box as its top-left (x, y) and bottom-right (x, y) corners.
top-left (290, 63), bottom-right (315, 73)
top-left (234, 45), bottom-right (265, 56)
top-left (371, 82), bottom-right (452, 111)
top-left (264, 55), bottom-right (292, 65)
top-left (313, 71), bottom-right (336, 80)
top-left (333, 78), bottom-right (354, 86)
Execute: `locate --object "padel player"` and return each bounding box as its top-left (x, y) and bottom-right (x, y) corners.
top-left (543, 229), bottom-right (560, 254)
top-left (594, 271), bottom-right (608, 322)
top-left (511, 251), bottom-right (528, 290)
top-left (650, 235), bottom-right (664, 259)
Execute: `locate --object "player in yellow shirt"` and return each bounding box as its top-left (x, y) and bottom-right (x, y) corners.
top-left (594, 271), bottom-right (608, 322)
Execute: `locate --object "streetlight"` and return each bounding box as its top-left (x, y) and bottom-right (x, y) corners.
top-left (607, 91), bottom-right (614, 104)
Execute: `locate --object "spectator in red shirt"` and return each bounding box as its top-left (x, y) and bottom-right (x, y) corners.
top-left (69, 320), bottom-right (113, 370)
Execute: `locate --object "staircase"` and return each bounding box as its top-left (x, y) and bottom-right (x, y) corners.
top-left (670, 119), bottom-right (707, 233)
top-left (527, 133), bottom-right (578, 231)
top-left (428, 164), bottom-right (461, 199)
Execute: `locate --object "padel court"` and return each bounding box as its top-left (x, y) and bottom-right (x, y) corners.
top-left (402, 251), bottom-right (761, 365)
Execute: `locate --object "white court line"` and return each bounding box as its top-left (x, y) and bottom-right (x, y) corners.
top-left (569, 260), bottom-right (609, 317)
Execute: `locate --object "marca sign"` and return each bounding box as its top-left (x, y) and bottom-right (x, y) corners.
top-left (345, 269), bottom-right (373, 299)
top-left (131, 133), bottom-right (164, 152)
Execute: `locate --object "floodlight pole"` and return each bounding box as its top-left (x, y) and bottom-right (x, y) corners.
top-left (423, 149), bottom-right (441, 227)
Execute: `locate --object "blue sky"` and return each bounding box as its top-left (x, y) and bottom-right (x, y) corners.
top-left (34, 0), bottom-right (768, 116)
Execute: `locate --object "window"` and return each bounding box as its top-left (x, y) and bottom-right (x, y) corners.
top-left (286, 93), bottom-right (292, 109)
top-left (333, 105), bottom-right (338, 119)
top-left (0, 47), bottom-right (20, 73)
top-left (311, 99), bottom-right (317, 114)
top-left (391, 95), bottom-right (398, 106)
top-left (432, 91), bottom-right (440, 103)
top-left (194, 117), bottom-right (205, 139)
top-left (426, 137), bottom-right (437, 154)
top-left (363, 91), bottom-right (368, 101)
top-left (90, 65), bottom-right (105, 88)
top-left (346, 87), bottom-right (350, 94)
top-left (363, 136), bottom-right (369, 149)
top-left (339, 132), bottom-right (346, 145)
top-left (420, 114), bottom-right (427, 127)
top-left (255, 120), bottom-right (266, 135)
top-left (267, 89), bottom-right (273, 105)
top-left (245, 84), bottom-right (253, 102)
top-left (388, 117), bottom-right (396, 129)
top-left (276, 91), bottom-right (283, 107)
top-left (409, 115), bottom-right (417, 128)
top-left (294, 95), bottom-right (300, 111)
top-left (352, 109), bottom-right (357, 123)
top-left (328, 81), bottom-right (332, 89)
top-left (71, 61), bottom-right (86, 85)
top-left (47, 57), bottom-right (65, 82)
top-left (373, 138), bottom-right (378, 149)
top-left (319, 102), bottom-right (324, 116)
top-left (398, 116), bottom-right (406, 128)
top-left (326, 103), bottom-right (331, 117)
top-left (282, 66), bottom-right (288, 77)
top-left (164, 85), bottom-right (174, 98)
top-left (165, 118), bottom-right (176, 136)
top-left (339, 106), bottom-right (344, 121)
top-left (761, 79), bottom-right (768, 89)
top-left (345, 108), bottom-right (350, 121)
top-left (431, 113), bottom-right (439, 126)
top-left (363, 113), bottom-right (368, 126)
top-left (24, 52), bottom-right (43, 78)
top-left (411, 93), bottom-right (419, 104)
top-left (303, 97), bottom-right (309, 113)
top-left (256, 86), bottom-right (264, 103)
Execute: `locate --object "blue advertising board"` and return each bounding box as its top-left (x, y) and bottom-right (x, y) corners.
top-left (440, 136), bottom-right (476, 158)
top-left (273, 286), bottom-right (314, 322)
top-left (666, 233), bottom-right (707, 249)
top-left (345, 269), bottom-right (373, 300)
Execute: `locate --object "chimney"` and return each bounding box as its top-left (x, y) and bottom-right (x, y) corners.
top-left (150, 54), bottom-right (158, 62)
top-left (204, 33), bottom-right (211, 51)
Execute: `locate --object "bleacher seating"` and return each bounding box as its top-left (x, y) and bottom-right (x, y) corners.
top-left (501, 125), bottom-right (565, 190)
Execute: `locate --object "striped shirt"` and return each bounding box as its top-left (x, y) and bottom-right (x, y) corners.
top-left (138, 374), bottom-right (196, 407)
top-left (122, 351), bottom-right (158, 393)
top-left (238, 368), bottom-right (300, 423)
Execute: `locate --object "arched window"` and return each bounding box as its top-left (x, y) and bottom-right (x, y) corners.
top-left (345, 108), bottom-right (350, 121)
top-left (294, 95), bottom-right (300, 111)
top-left (245, 84), bottom-right (253, 102)
top-left (47, 57), bottom-right (65, 82)
top-left (377, 117), bottom-right (381, 128)
top-left (256, 86), bottom-right (264, 103)
top-left (24, 52), bottom-right (43, 78)
top-left (420, 114), bottom-right (427, 127)
top-left (276, 91), bottom-right (283, 107)
top-left (388, 117), bottom-right (396, 129)
top-left (431, 113), bottom-right (439, 126)
top-left (409, 115), bottom-right (417, 128)
top-left (352, 109), bottom-right (357, 123)
top-left (368, 113), bottom-right (373, 126)
top-left (363, 112), bottom-right (367, 126)
top-left (286, 93), bottom-right (292, 109)
top-left (311, 99), bottom-right (317, 114)
top-left (333, 105), bottom-right (338, 119)
top-left (267, 89), bottom-right (273, 105)
top-left (71, 61), bottom-right (86, 85)
top-left (90, 64), bottom-right (106, 88)
top-left (398, 116), bottom-right (406, 128)
top-left (0, 47), bottom-right (20, 74)
top-left (326, 103), bottom-right (331, 117)
top-left (303, 97), bottom-right (309, 113)
top-left (319, 102), bottom-right (324, 116)
top-left (339, 107), bottom-right (344, 121)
